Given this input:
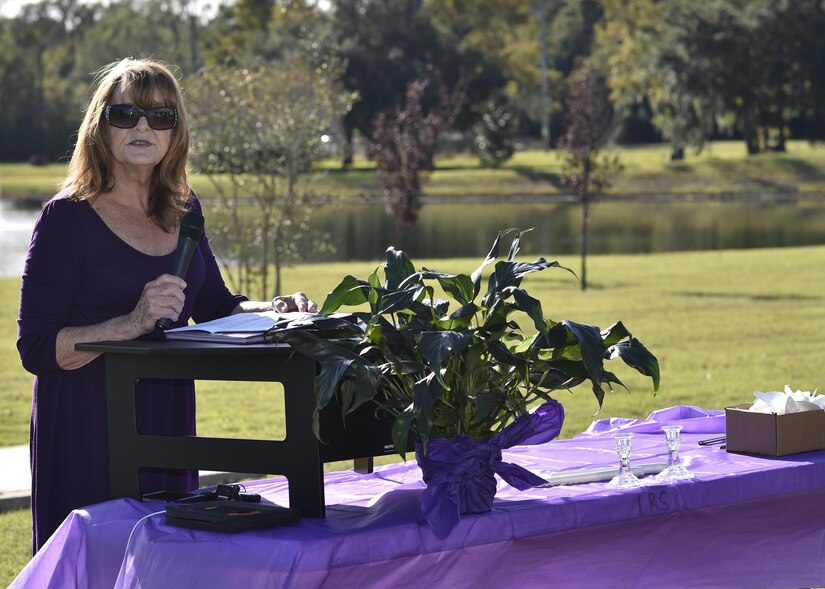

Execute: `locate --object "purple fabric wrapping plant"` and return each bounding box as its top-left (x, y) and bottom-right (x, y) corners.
top-left (415, 399), bottom-right (564, 537)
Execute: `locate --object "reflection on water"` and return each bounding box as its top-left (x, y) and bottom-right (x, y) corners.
top-left (0, 201), bottom-right (37, 278)
top-left (3, 199), bottom-right (825, 278)
top-left (291, 200), bottom-right (825, 262)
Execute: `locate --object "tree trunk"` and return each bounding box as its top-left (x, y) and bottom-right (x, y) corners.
top-left (342, 118), bottom-right (354, 167)
top-left (274, 245), bottom-right (282, 298)
top-left (580, 197), bottom-right (589, 291)
top-left (536, 0), bottom-right (551, 151)
top-left (741, 105), bottom-right (760, 155)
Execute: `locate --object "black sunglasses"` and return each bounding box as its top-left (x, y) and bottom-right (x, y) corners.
top-left (104, 104), bottom-right (178, 130)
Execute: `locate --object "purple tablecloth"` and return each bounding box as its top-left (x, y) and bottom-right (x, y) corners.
top-left (13, 405), bottom-right (825, 588)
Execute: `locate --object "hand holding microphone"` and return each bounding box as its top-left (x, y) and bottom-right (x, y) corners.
top-left (155, 210), bottom-right (205, 331)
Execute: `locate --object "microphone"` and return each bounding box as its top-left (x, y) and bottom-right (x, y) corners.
top-left (155, 210), bottom-right (205, 330)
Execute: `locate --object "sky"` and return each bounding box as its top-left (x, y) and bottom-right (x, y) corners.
top-left (0, 0), bottom-right (330, 18)
top-left (0, 0), bottom-right (228, 19)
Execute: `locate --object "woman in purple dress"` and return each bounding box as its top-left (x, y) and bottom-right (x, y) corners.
top-left (17, 58), bottom-right (316, 553)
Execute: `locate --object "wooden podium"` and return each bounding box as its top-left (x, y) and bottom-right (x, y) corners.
top-left (76, 339), bottom-right (397, 517)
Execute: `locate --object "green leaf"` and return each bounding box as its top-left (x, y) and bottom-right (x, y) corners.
top-left (472, 388), bottom-right (497, 424)
top-left (561, 320), bottom-right (606, 386)
top-left (385, 247), bottom-right (416, 290)
top-left (302, 315), bottom-right (363, 336)
top-left (315, 358), bottom-right (355, 409)
top-left (506, 227), bottom-right (533, 261)
top-left (508, 287), bottom-right (548, 334)
top-left (481, 298), bottom-right (512, 338)
top-left (471, 228), bottom-right (519, 297)
top-left (412, 373), bottom-right (444, 443)
top-left (392, 410), bottom-right (415, 456)
top-left (419, 331), bottom-right (473, 372)
top-left (530, 367), bottom-right (585, 391)
top-left (376, 286), bottom-right (419, 315)
top-left (601, 321), bottom-right (632, 347)
top-left (608, 338), bottom-right (661, 391)
top-left (488, 340), bottom-right (527, 368)
top-left (419, 269), bottom-right (475, 306)
top-left (339, 380), bottom-right (355, 416)
top-left (592, 382), bottom-right (606, 411)
top-left (530, 323), bottom-right (569, 350)
top-left (320, 275), bottom-right (370, 314)
top-left (436, 301), bottom-right (478, 330)
top-left (482, 258), bottom-right (572, 307)
top-left (349, 364), bottom-right (382, 411)
top-left (368, 268), bottom-right (381, 308)
top-left (279, 330), bottom-right (363, 409)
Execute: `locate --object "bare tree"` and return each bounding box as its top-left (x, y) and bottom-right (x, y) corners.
top-left (559, 70), bottom-right (623, 291)
top-left (187, 59), bottom-right (353, 299)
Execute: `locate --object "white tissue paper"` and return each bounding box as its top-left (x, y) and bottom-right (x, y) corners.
top-left (749, 385), bottom-right (823, 414)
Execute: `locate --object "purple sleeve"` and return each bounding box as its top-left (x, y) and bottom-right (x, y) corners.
top-left (17, 199), bottom-right (80, 375)
top-left (189, 198), bottom-right (248, 323)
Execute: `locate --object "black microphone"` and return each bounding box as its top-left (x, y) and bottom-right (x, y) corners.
top-left (155, 210), bottom-right (205, 330)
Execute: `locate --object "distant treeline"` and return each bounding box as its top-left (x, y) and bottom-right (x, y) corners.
top-left (2, 0), bottom-right (824, 164)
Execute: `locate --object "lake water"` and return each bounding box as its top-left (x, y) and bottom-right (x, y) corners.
top-left (0, 201), bottom-right (35, 278)
top-left (288, 198), bottom-right (825, 261)
top-left (3, 198), bottom-right (825, 278)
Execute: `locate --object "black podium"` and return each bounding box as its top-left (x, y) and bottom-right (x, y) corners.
top-left (76, 339), bottom-right (398, 518)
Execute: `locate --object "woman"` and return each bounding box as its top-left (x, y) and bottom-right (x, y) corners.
top-left (17, 58), bottom-right (315, 552)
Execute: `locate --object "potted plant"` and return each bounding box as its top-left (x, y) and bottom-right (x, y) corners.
top-left (277, 228), bottom-right (659, 535)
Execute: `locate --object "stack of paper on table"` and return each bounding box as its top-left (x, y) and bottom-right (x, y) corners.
top-left (164, 311), bottom-right (334, 344)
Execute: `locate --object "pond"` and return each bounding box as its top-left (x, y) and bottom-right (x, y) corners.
top-left (0, 200), bottom-right (36, 278)
top-left (3, 197), bottom-right (825, 278)
top-left (284, 198), bottom-right (825, 261)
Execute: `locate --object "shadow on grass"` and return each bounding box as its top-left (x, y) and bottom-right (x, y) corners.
top-left (768, 157), bottom-right (825, 180)
top-left (677, 291), bottom-right (822, 302)
top-left (574, 281), bottom-right (640, 291)
top-left (510, 166), bottom-right (565, 188)
top-left (702, 156), bottom-right (825, 191)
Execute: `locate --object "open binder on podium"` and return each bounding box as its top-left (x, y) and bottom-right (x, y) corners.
top-left (163, 311), bottom-right (353, 344)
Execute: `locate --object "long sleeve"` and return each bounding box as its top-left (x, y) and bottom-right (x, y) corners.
top-left (17, 198), bottom-right (83, 375)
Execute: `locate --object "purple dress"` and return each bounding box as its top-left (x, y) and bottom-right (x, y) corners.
top-left (17, 193), bottom-right (247, 552)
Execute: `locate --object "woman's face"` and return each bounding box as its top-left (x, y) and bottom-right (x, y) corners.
top-left (106, 88), bottom-right (173, 176)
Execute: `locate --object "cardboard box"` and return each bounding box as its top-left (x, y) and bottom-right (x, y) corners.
top-left (725, 403), bottom-right (825, 456)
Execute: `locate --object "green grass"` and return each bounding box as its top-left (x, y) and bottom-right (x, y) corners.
top-left (4, 140), bottom-right (825, 203)
top-left (3, 245), bottom-right (825, 584)
top-left (0, 509), bottom-right (32, 584)
top-left (5, 246), bottom-right (824, 443)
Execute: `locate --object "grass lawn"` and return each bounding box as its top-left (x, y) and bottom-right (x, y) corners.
top-left (3, 244), bottom-right (824, 584)
top-left (3, 140), bottom-right (825, 203)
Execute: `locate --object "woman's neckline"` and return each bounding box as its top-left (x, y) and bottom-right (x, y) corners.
top-left (84, 199), bottom-right (177, 259)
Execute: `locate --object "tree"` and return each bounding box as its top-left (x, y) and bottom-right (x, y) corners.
top-left (559, 71), bottom-right (622, 291)
top-left (596, 0), bottom-right (825, 157)
top-left (594, 0), bottom-right (709, 159)
top-left (187, 59), bottom-right (354, 299)
top-left (472, 99), bottom-right (516, 168)
top-left (367, 71), bottom-right (463, 235)
top-left (331, 0), bottom-right (502, 166)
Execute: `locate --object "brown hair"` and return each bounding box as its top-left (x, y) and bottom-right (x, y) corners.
top-left (63, 58), bottom-right (190, 230)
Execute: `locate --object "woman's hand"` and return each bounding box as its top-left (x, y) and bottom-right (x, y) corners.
top-left (271, 292), bottom-right (318, 313)
top-left (128, 274), bottom-right (187, 333)
top-left (55, 274), bottom-right (187, 370)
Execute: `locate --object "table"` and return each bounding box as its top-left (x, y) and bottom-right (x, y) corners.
top-left (12, 405), bottom-right (825, 589)
top-left (74, 339), bottom-right (398, 518)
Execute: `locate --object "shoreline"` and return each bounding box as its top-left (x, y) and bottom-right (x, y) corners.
top-left (3, 190), bottom-right (825, 210)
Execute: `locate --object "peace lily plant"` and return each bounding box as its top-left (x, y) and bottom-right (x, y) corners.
top-left (279, 228), bottom-right (660, 455)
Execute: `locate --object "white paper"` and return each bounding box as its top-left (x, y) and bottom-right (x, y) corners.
top-left (167, 311), bottom-right (314, 335)
top-left (749, 385), bottom-right (823, 414)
